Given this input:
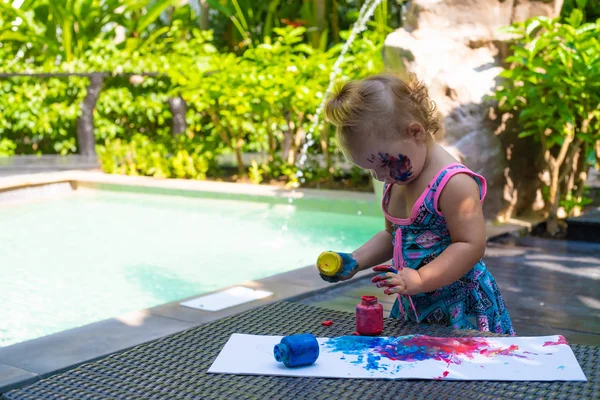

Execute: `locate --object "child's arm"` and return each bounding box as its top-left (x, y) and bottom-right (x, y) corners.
top-left (375, 174), bottom-right (486, 295)
top-left (320, 218), bottom-right (394, 282)
top-left (352, 225), bottom-right (394, 272)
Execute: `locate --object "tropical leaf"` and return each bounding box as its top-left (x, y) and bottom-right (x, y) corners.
top-left (135, 0), bottom-right (176, 33)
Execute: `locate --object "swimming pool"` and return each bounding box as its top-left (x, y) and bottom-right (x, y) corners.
top-left (0, 186), bottom-right (381, 347)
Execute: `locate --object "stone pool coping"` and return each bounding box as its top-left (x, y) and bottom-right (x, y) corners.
top-left (0, 171), bottom-right (538, 393)
top-left (0, 170), bottom-right (377, 202)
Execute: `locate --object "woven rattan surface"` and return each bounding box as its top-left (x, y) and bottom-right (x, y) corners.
top-left (3, 301), bottom-right (598, 399)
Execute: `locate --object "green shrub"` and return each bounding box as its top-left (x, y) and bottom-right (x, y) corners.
top-left (0, 2), bottom-right (384, 186)
top-left (0, 138), bottom-right (16, 156)
top-left (97, 134), bottom-right (213, 180)
top-left (0, 77), bottom-right (87, 155)
top-left (495, 9), bottom-right (600, 233)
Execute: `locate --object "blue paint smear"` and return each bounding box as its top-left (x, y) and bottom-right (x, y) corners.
top-left (351, 354), bottom-right (364, 365)
top-left (327, 336), bottom-right (398, 355)
top-left (558, 366), bottom-right (565, 370)
top-left (366, 353), bottom-right (386, 371)
top-left (326, 335), bottom-right (424, 372)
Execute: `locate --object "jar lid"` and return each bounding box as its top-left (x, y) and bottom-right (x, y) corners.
top-left (317, 251), bottom-right (342, 276)
top-left (361, 295), bottom-right (378, 305)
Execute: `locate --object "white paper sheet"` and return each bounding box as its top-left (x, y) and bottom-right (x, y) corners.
top-left (208, 334), bottom-right (587, 381)
top-left (180, 286), bottom-right (272, 311)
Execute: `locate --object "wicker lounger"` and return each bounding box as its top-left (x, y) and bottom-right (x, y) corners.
top-left (2, 302), bottom-right (599, 399)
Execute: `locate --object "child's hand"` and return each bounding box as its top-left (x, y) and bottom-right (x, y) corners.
top-left (372, 265), bottom-right (424, 296)
top-left (319, 252), bottom-right (359, 283)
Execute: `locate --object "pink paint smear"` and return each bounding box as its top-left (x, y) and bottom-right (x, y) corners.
top-left (543, 335), bottom-right (568, 347)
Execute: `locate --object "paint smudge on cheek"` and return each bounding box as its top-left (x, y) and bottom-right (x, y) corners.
top-left (543, 335), bottom-right (568, 347)
top-left (378, 153), bottom-right (413, 182)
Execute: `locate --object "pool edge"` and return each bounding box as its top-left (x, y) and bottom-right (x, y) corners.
top-left (0, 170), bottom-right (378, 203)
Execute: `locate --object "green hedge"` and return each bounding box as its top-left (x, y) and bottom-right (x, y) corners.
top-left (0, 26), bottom-right (383, 185)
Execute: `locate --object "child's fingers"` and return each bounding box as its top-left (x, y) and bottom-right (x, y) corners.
top-left (386, 280), bottom-right (408, 295)
top-left (375, 280), bottom-right (395, 289)
top-left (371, 272), bottom-right (391, 283)
top-left (374, 275), bottom-right (403, 288)
top-left (384, 285), bottom-right (403, 295)
top-left (373, 265), bottom-right (397, 273)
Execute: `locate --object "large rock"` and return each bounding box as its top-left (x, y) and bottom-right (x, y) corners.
top-left (383, 0), bottom-right (563, 218)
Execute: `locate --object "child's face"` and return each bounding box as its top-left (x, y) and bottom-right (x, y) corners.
top-left (344, 128), bottom-right (428, 185)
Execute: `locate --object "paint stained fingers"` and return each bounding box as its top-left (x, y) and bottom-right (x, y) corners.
top-left (374, 277), bottom-right (396, 288)
top-left (373, 265), bottom-right (397, 274)
top-left (371, 272), bottom-right (390, 284)
top-left (384, 282), bottom-right (405, 295)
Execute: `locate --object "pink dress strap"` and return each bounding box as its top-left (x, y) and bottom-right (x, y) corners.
top-left (432, 166), bottom-right (487, 216)
top-left (381, 163), bottom-right (464, 225)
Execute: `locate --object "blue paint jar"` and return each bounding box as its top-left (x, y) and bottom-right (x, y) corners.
top-left (274, 333), bottom-right (319, 368)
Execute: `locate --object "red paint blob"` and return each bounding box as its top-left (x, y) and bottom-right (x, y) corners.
top-left (352, 331), bottom-right (360, 336)
top-left (321, 320), bottom-right (333, 327)
top-left (435, 370), bottom-right (450, 380)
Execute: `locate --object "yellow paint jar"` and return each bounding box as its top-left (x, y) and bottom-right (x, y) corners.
top-left (316, 251), bottom-right (343, 277)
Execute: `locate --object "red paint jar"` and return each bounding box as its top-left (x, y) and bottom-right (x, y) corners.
top-left (356, 295), bottom-right (383, 336)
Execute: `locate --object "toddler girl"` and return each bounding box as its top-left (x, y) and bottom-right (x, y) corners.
top-left (319, 74), bottom-right (514, 334)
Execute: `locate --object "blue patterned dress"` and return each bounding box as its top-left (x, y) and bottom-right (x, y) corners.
top-left (383, 163), bottom-right (515, 335)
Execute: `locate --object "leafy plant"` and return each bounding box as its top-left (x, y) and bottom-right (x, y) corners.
top-left (97, 134), bottom-right (213, 179)
top-left (0, 138), bottom-right (16, 156)
top-left (249, 160), bottom-right (265, 184)
top-left (495, 9), bottom-right (600, 234)
top-left (560, 188), bottom-right (594, 217)
top-left (562, 0), bottom-right (600, 23)
top-left (0, 1), bottom-right (388, 187)
top-left (204, 0), bottom-right (401, 52)
top-left (0, 0), bottom-right (177, 68)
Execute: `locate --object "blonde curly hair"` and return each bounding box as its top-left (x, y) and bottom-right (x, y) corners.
top-left (324, 73), bottom-right (439, 149)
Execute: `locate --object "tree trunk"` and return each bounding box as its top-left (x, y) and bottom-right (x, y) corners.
top-left (234, 138), bottom-right (245, 177)
top-left (546, 132), bottom-right (574, 235)
top-left (199, 0), bottom-right (210, 30)
top-left (266, 119), bottom-right (276, 163)
top-left (546, 161), bottom-right (561, 235)
top-left (319, 123), bottom-right (331, 182)
top-left (330, 0), bottom-right (340, 43)
top-left (168, 96), bottom-right (187, 136)
top-left (289, 126), bottom-right (305, 166)
top-left (313, 0), bottom-right (326, 48)
top-left (76, 73), bottom-right (104, 156)
top-left (572, 143), bottom-right (590, 217)
top-left (282, 112), bottom-right (293, 161)
top-left (287, 114), bottom-right (304, 165)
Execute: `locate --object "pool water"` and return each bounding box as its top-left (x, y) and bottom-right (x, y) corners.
top-left (0, 189), bottom-right (381, 347)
